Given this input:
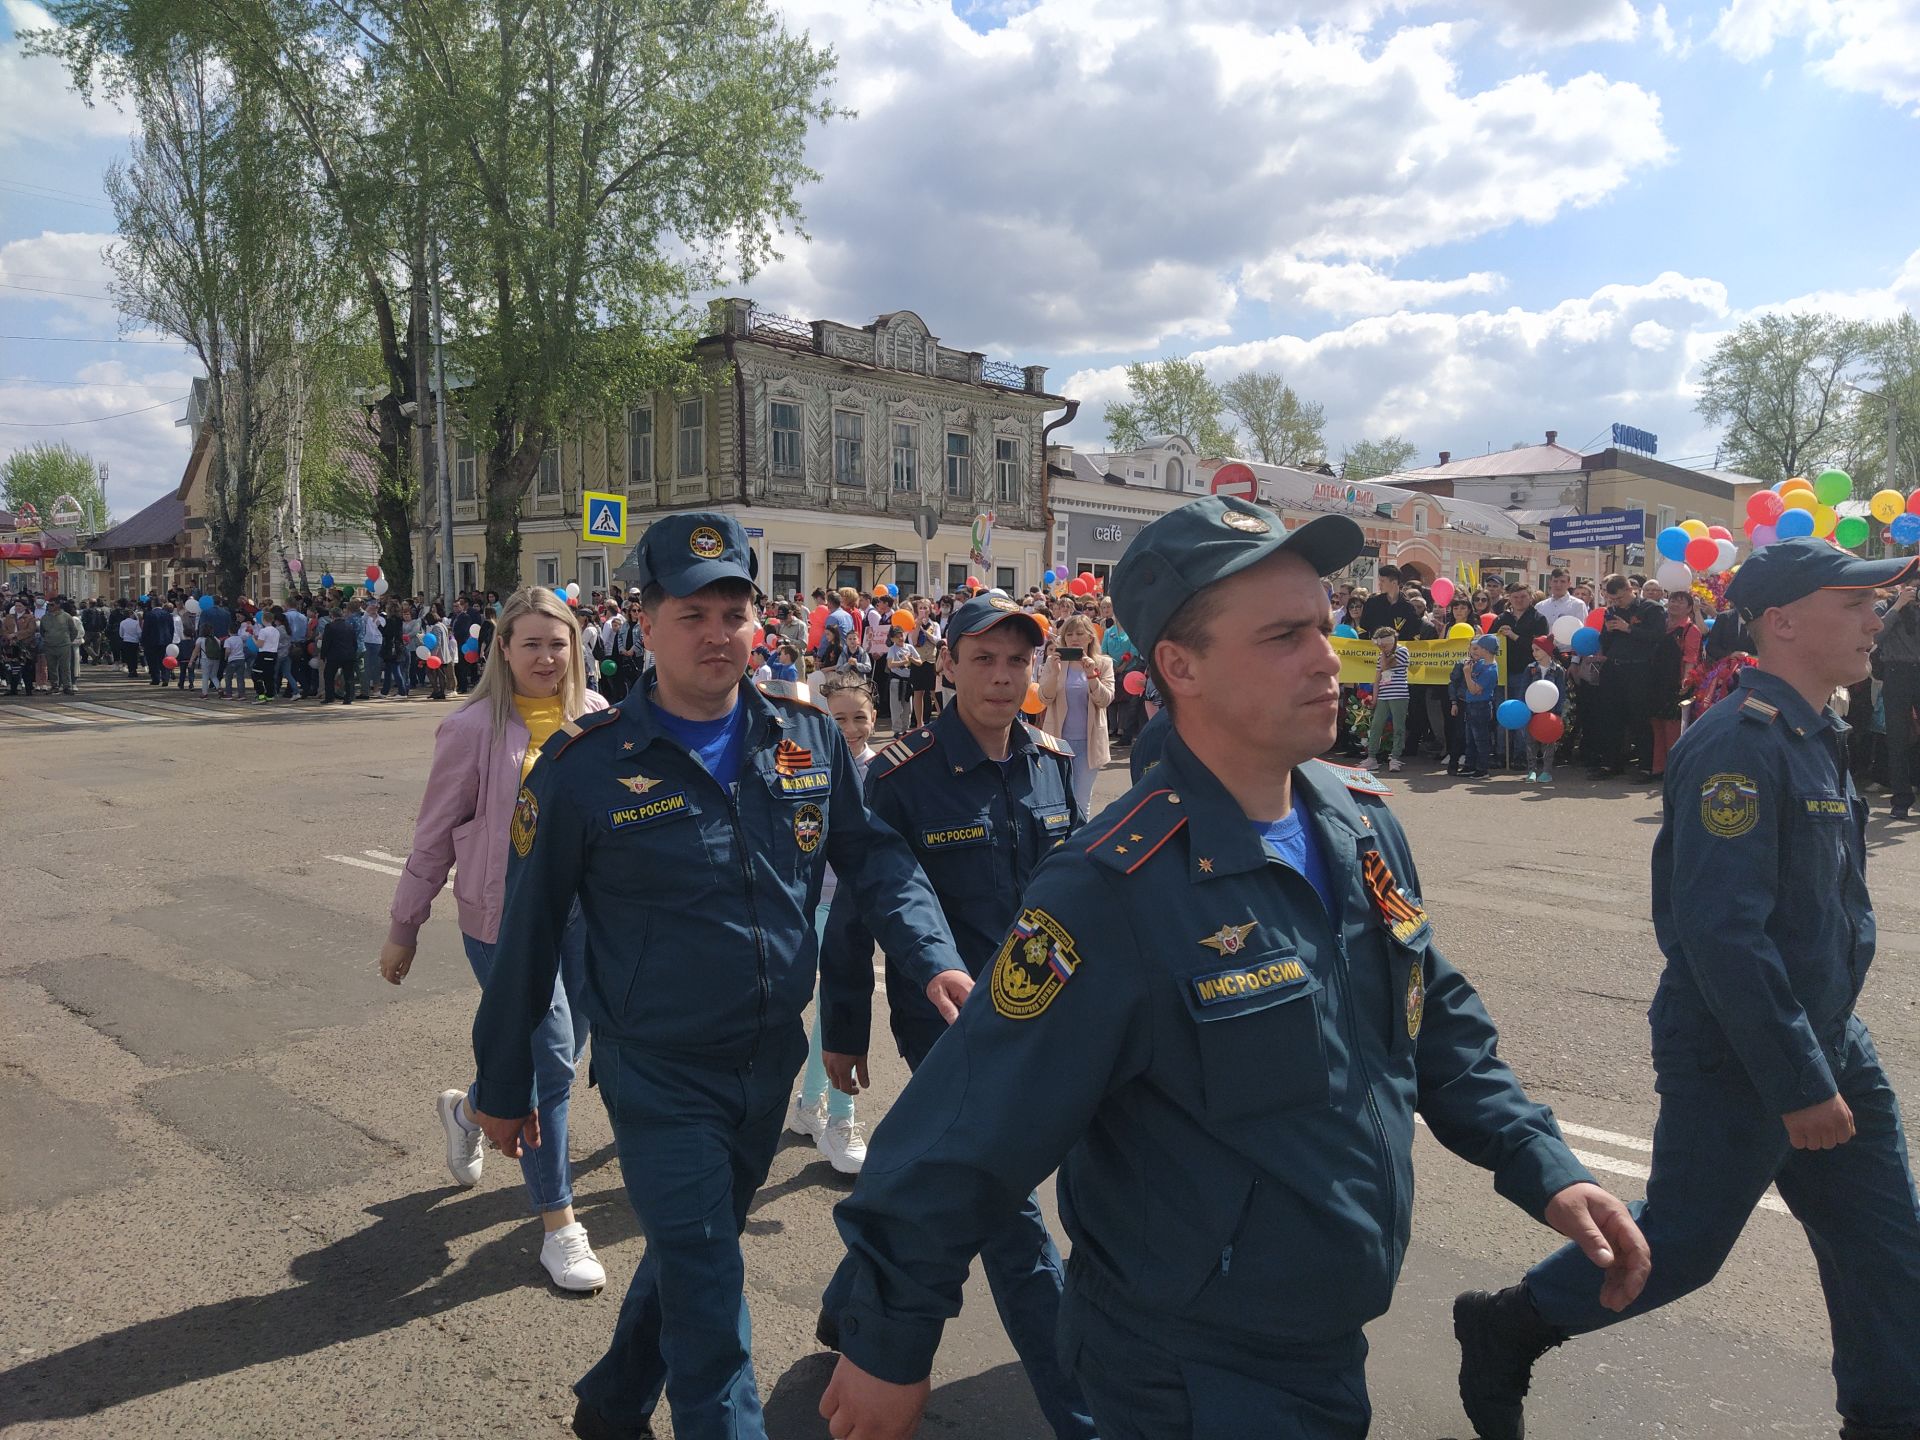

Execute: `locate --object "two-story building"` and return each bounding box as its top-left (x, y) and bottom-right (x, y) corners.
top-left (419, 298), bottom-right (1071, 601)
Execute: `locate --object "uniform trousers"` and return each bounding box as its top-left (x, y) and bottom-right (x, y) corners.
top-left (1883, 660), bottom-right (1920, 811)
top-left (1526, 1017), bottom-right (1920, 1429)
top-left (574, 1022), bottom-right (808, 1440)
top-left (1057, 1274), bottom-right (1371, 1439)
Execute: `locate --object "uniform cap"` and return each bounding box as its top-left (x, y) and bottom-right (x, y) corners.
top-left (631, 512), bottom-right (759, 597)
top-left (1724, 537), bottom-right (1916, 621)
top-left (946, 593), bottom-right (1044, 647)
top-left (1112, 497), bottom-right (1364, 657)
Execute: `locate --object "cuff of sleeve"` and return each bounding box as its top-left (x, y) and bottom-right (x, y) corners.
top-left (472, 1074), bottom-right (534, 1120)
top-left (1756, 1051), bottom-right (1838, 1117)
top-left (897, 943), bottom-right (967, 992)
top-left (386, 918), bottom-right (422, 949)
top-left (821, 1002), bottom-right (871, 1058)
top-left (836, 1301), bottom-right (944, 1387)
top-left (1493, 1132), bottom-right (1597, 1221)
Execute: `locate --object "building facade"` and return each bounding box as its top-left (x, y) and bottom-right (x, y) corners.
top-left (1047, 436), bottom-right (1212, 583)
top-left (416, 298), bottom-right (1070, 601)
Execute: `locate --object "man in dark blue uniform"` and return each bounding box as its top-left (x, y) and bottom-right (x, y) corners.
top-left (1457, 537), bottom-right (1920, 1440)
top-left (817, 593), bottom-right (1095, 1440)
top-left (816, 495), bottom-right (1648, 1440)
top-left (467, 513), bottom-right (972, 1440)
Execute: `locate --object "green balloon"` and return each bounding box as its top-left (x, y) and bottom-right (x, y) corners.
top-left (1814, 469), bottom-right (1852, 505)
top-left (1835, 515), bottom-right (1870, 549)
top-left (600, 658), bottom-right (617, 676)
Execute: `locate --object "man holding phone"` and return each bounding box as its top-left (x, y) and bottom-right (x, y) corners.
top-left (1877, 580), bottom-right (1920, 820)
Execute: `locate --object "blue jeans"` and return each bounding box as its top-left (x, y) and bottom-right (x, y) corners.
top-left (462, 904), bottom-right (588, 1213)
top-left (274, 646), bottom-right (295, 697)
top-left (1526, 1017), bottom-right (1920, 1428)
top-left (801, 905), bottom-right (854, 1120)
top-left (382, 657), bottom-right (409, 696)
top-left (575, 1024), bottom-right (808, 1440)
top-left (1463, 704), bottom-right (1494, 771)
top-left (360, 648), bottom-right (380, 697)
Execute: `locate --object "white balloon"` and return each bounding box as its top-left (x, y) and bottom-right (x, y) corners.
top-left (373, 576), bottom-right (390, 595)
top-left (1713, 539), bottom-right (1737, 573)
top-left (1549, 615), bottom-right (1581, 647)
top-left (1655, 560), bottom-right (1693, 593)
top-left (468, 624), bottom-right (481, 639)
top-left (566, 582), bottom-right (581, 600)
top-left (415, 644), bottom-right (431, 660)
top-left (1525, 678), bottom-right (1560, 713)
top-left (184, 597), bottom-right (201, 613)
top-left (165, 643), bottom-right (180, 658)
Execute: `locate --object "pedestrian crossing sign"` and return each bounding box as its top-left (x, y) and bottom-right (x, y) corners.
top-left (583, 491), bottom-right (627, 545)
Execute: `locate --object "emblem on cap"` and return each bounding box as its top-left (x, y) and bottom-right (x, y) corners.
top-left (988, 596), bottom-right (1019, 612)
top-left (1220, 509), bottom-right (1271, 535)
top-left (688, 525), bottom-right (726, 559)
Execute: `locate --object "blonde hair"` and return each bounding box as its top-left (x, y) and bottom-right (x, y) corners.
top-left (836, 585), bottom-right (863, 612)
top-left (1059, 614), bottom-right (1097, 647)
top-left (466, 587), bottom-right (589, 738)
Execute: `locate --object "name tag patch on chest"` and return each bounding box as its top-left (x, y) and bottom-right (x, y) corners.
top-left (1039, 807), bottom-right (1072, 832)
top-left (1360, 849), bottom-right (1430, 944)
top-left (1802, 796), bottom-right (1849, 817)
top-left (775, 769), bottom-right (830, 795)
top-left (922, 821), bottom-right (989, 849)
top-left (1192, 958), bottom-right (1307, 1006)
top-left (609, 791), bottom-right (690, 830)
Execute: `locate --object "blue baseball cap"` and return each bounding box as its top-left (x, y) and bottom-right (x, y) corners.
top-left (947, 594), bottom-right (1044, 647)
top-left (632, 512), bottom-right (760, 597)
top-left (1112, 496), bottom-right (1365, 656)
top-left (1725, 537), bottom-right (1917, 621)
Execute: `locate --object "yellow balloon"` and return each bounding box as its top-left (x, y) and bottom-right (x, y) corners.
top-left (1781, 489), bottom-right (1817, 512)
top-left (1871, 489), bottom-right (1905, 523)
top-left (1812, 504), bottom-right (1838, 538)
top-left (1679, 519), bottom-right (1710, 540)
top-left (1781, 476), bottom-right (1813, 495)
top-left (1448, 622), bottom-right (1474, 640)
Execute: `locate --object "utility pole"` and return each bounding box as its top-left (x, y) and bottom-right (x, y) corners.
top-left (430, 231), bottom-right (456, 606)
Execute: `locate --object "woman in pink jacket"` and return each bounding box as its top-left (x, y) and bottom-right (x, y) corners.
top-left (377, 586), bottom-right (609, 1293)
top-left (1038, 612), bottom-right (1115, 816)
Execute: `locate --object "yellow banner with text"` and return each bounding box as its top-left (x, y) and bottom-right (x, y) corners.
top-left (1335, 636), bottom-right (1506, 687)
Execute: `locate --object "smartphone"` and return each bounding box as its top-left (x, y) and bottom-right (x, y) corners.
top-left (1058, 646), bottom-right (1085, 661)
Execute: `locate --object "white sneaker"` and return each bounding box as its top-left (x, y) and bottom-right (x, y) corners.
top-left (540, 1222), bottom-right (606, 1294)
top-left (785, 1092), bottom-right (826, 1140)
top-left (1387, 758), bottom-right (1404, 772)
top-left (437, 1089), bottom-right (484, 1186)
top-left (818, 1114), bottom-right (868, 1175)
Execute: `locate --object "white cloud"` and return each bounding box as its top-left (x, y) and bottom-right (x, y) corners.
top-left (0, 362), bottom-right (194, 519)
top-left (1241, 257), bottom-right (1505, 314)
top-left (0, 229), bottom-right (122, 325)
top-left (1648, 4), bottom-right (1692, 56)
top-left (1461, 0), bottom-right (1641, 48)
top-left (0, 1), bottom-right (134, 152)
top-left (752, 1), bottom-right (1671, 355)
top-left (1712, 0), bottom-right (1920, 112)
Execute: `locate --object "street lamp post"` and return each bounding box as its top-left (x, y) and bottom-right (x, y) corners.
top-left (1845, 379), bottom-right (1902, 497)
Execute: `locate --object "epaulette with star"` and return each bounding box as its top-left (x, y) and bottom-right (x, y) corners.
top-left (1022, 720), bottom-right (1076, 759)
top-left (539, 705), bottom-right (623, 760)
top-left (1085, 787), bottom-right (1187, 875)
top-left (756, 678), bottom-right (827, 713)
top-left (1314, 759), bottom-right (1393, 796)
top-left (870, 724), bottom-right (939, 779)
top-left (1738, 695), bottom-right (1780, 726)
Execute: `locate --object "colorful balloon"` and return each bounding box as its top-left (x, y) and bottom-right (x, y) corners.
top-left (1524, 679), bottom-right (1560, 713)
top-left (1780, 476), bottom-right (1813, 496)
top-left (1678, 519), bottom-right (1710, 541)
top-left (1890, 513), bottom-right (1920, 546)
top-left (1429, 576), bottom-right (1455, 607)
top-left (1655, 560), bottom-right (1694, 593)
top-left (1908, 491), bottom-right (1920, 517)
top-left (1528, 711), bottom-right (1565, 744)
top-left (1836, 516), bottom-right (1870, 549)
top-left (1656, 526), bottom-right (1692, 561)
top-left (1122, 670), bottom-right (1147, 696)
top-left (1571, 627), bottom-right (1601, 656)
top-left (1333, 623), bottom-right (1359, 639)
top-left (1714, 539), bottom-right (1738, 572)
top-left (1751, 522), bottom-right (1778, 548)
top-left (1497, 699), bottom-right (1531, 730)
top-left (1550, 615), bottom-right (1582, 647)
top-left (1812, 505), bottom-right (1838, 539)
top-left (1684, 537), bottom-right (1719, 571)
top-left (1447, 623), bottom-right (1474, 640)
top-left (1021, 681), bottom-right (1044, 714)
top-left (1813, 469), bottom-right (1852, 505)
top-left (1706, 525), bottom-right (1733, 543)
top-left (1776, 507), bottom-right (1815, 539)
top-left (1870, 489), bottom-right (1905, 523)
top-left (1746, 491), bottom-right (1784, 524)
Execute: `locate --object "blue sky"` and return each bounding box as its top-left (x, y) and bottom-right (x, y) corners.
top-left (4, 0), bottom-right (1919, 517)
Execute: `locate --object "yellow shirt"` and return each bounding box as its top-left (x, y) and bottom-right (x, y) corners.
top-left (514, 694), bottom-right (566, 781)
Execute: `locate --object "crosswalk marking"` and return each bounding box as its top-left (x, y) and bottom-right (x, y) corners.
top-left (62, 700), bottom-right (166, 722)
top-left (327, 854), bottom-right (406, 877)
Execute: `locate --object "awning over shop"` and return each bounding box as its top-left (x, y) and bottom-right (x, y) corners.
top-left (0, 542), bottom-right (51, 560)
top-left (826, 542), bottom-right (899, 580)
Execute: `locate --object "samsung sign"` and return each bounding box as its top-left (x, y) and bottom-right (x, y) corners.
top-left (1611, 423), bottom-right (1658, 455)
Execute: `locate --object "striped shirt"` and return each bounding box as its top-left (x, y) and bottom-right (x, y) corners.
top-left (1375, 645), bottom-right (1411, 700)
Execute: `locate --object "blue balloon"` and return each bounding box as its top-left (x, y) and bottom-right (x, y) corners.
top-left (1891, 513), bottom-right (1920, 546)
top-left (1570, 627), bottom-right (1602, 656)
top-left (1042, 570), bottom-right (1056, 585)
top-left (1332, 623), bottom-right (1359, 639)
top-left (422, 632), bottom-right (438, 649)
top-left (1497, 698), bottom-right (1531, 730)
top-left (554, 587), bottom-right (568, 600)
top-left (1703, 616), bottom-right (1715, 630)
top-left (320, 573), bottom-right (335, 588)
top-left (886, 584), bottom-right (899, 598)
top-left (1776, 507), bottom-right (1816, 539)
top-left (1655, 526), bottom-right (1692, 562)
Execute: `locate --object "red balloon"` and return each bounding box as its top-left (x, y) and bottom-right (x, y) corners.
top-left (1078, 571), bottom-right (1094, 585)
top-left (1067, 577), bottom-right (1089, 596)
top-left (1585, 608), bottom-right (1607, 629)
top-left (1909, 492), bottom-right (1920, 517)
top-left (162, 655), bottom-right (179, 669)
top-left (751, 628), bottom-right (766, 648)
top-left (1527, 711), bottom-right (1564, 744)
top-left (1684, 536), bottom-right (1719, 570)
top-left (1747, 490), bottom-right (1784, 524)
top-left (425, 655), bottom-right (442, 670)
top-left (1480, 612), bottom-right (1497, 633)
top-left (967, 576), bottom-right (983, 590)
top-left (366, 564), bottom-right (381, 581)
top-left (1122, 669), bottom-right (1147, 696)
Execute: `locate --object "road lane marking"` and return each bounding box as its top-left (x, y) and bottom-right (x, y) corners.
top-left (1558, 1120), bottom-right (1654, 1153)
top-left (365, 849), bottom-right (413, 867)
top-left (65, 701), bottom-right (165, 722)
top-left (327, 854), bottom-right (405, 877)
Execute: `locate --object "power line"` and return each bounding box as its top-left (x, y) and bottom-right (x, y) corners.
top-left (0, 178), bottom-right (116, 214)
top-left (0, 280), bottom-right (117, 302)
top-left (0, 332), bottom-right (186, 345)
top-left (0, 375), bottom-right (181, 390)
top-left (0, 172), bottom-right (112, 205)
top-left (0, 395), bottom-right (186, 426)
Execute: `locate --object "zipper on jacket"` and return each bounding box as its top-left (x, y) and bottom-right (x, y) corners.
top-left (1219, 1179), bottom-right (1258, 1277)
top-left (1333, 927), bottom-right (1399, 1248)
top-left (729, 785), bottom-right (770, 1051)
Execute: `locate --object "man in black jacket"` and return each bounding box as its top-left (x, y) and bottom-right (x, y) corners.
top-left (139, 600), bottom-right (174, 686)
top-left (1876, 580), bottom-right (1920, 819)
top-left (1359, 564), bottom-right (1421, 639)
top-left (1589, 574), bottom-right (1667, 778)
top-left (318, 606), bottom-right (362, 704)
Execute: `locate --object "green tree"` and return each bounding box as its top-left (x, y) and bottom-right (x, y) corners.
top-left (1103, 357), bottom-right (1237, 457)
top-left (1696, 312), bottom-right (1870, 485)
top-left (0, 442), bottom-right (108, 528)
top-left (1340, 435), bottom-right (1419, 481)
top-left (1853, 313), bottom-right (1920, 496)
top-left (104, 50), bottom-right (345, 600)
top-left (1220, 370), bottom-right (1325, 467)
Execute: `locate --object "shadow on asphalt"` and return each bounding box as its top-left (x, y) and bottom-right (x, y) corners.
top-left (0, 1145), bottom-right (630, 1426)
top-left (764, 1352), bottom-right (1052, 1440)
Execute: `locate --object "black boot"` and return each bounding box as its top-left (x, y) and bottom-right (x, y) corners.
top-left (1840, 1423), bottom-right (1920, 1439)
top-left (1454, 1285), bottom-right (1566, 1440)
top-left (570, 1398), bottom-right (652, 1440)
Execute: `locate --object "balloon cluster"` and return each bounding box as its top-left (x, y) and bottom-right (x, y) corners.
top-left (1043, 568), bottom-right (1105, 599)
top-left (1650, 519), bottom-right (1738, 598)
top-left (1747, 471), bottom-right (1920, 554)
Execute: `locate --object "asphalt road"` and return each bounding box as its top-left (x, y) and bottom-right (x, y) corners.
top-left (2, 668), bottom-right (1916, 1439)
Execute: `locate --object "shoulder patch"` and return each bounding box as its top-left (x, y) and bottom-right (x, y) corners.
top-left (756, 678), bottom-right (827, 713)
top-left (988, 907), bottom-right (1082, 1020)
top-left (1085, 788), bottom-right (1188, 874)
top-left (1314, 759), bottom-right (1392, 796)
top-left (1025, 721), bottom-right (1075, 758)
top-left (1699, 772), bottom-right (1761, 838)
top-left (871, 725), bottom-right (939, 779)
top-left (1738, 696), bottom-right (1780, 725)
top-left (540, 706), bottom-right (623, 760)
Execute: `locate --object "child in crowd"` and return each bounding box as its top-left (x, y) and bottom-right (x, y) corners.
top-left (785, 671), bottom-right (874, 1174)
top-left (749, 646), bottom-right (774, 684)
top-left (221, 629), bottom-right (249, 699)
top-left (1366, 626), bottom-right (1412, 773)
top-left (1458, 633), bottom-right (1501, 778)
top-left (769, 643), bottom-right (800, 683)
top-left (1521, 637), bottom-right (1568, 785)
top-left (884, 625), bottom-right (917, 734)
